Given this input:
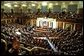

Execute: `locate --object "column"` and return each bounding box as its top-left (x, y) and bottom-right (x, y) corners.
top-left (49, 21), bottom-right (50, 28)
top-left (63, 22), bottom-right (65, 29)
top-left (73, 23), bottom-right (76, 30)
top-left (56, 22), bottom-right (58, 28)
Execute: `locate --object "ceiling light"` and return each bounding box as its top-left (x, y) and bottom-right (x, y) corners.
top-left (62, 2), bottom-right (65, 5)
top-left (32, 4), bottom-right (35, 6)
top-left (70, 1), bottom-right (73, 4)
top-left (55, 3), bottom-right (58, 5)
top-left (4, 3), bottom-right (11, 8)
top-left (14, 5), bottom-right (18, 7)
top-left (42, 2), bottom-right (47, 6)
top-left (22, 4), bottom-right (27, 7)
top-left (49, 3), bottom-right (53, 6)
top-left (48, 3), bottom-right (53, 8)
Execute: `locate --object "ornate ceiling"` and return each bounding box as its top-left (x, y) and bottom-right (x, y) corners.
top-left (1, 1), bottom-right (83, 9)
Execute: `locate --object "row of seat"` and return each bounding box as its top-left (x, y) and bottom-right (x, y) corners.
top-left (1, 24), bottom-right (83, 55)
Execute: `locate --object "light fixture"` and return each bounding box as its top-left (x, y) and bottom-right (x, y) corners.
top-left (70, 1), bottom-right (73, 4)
top-left (62, 2), bottom-right (65, 5)
top-left (4, 4), bottom-right (7, 6)
top-left (55, 3), bottom-right (58, 5)
top-left (4, 3), bottom-right (11, 8)
top-left (49, 3), bottom-right (53, 6)
top-left (37, 4), bottom-right (41, 9)
top-left (62, 2), bottom-right (66, 8)
top-left (22, 4), bottom-right (27, 7)
top-left (48, 3), bottom-right (53, 8)
top-left (42, 2), bottom-right (47, 6)
top-left (32, 4), bottom-right (35, 6)
top-left (14, 5), bottom-right (18, 7)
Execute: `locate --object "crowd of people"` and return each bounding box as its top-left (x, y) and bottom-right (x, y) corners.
top-left (1, 9), bottom-right (82, 20)
top-left (1, 24), bottom-right (83, 55)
